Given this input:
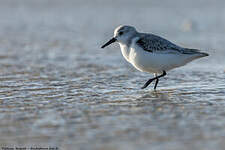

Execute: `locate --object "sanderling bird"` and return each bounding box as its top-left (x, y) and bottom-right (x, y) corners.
top-left (101, 25), bottom-right (209, 90)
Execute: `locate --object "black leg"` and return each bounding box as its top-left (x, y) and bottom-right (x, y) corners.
top-left (141, 78), bottom-right (155, 89)
top-left (141, 71), bottom-right (166, 89)
top-left (154, 78), bottom-right (159, 90)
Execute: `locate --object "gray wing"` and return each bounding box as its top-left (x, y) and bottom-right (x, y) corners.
top-left (136, 33), bottom-right (208, 56)
top-left (136, 33), bottom-right (183, 53)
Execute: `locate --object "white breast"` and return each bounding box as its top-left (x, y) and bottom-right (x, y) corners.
top-left (119, 43), bottom-right (130, 63)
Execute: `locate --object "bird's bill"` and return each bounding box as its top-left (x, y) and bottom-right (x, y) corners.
top-left (101, 38), bottom-right (117, 48)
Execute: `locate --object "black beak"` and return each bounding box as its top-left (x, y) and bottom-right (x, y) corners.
top-left (101, 38), bottom-right (117, 48)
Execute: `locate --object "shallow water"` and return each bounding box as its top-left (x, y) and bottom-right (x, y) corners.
top-left (0, 0), bottom-right (225, 150)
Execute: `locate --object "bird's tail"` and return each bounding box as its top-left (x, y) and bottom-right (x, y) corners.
top-left (184, 48), bottom-right (209, 58)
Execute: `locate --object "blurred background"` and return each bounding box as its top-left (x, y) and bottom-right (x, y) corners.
top-left (0, 0), bottom-right (225, 150)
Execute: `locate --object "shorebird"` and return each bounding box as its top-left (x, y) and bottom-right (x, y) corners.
top-left (101, 25), bottom-right (209, 90)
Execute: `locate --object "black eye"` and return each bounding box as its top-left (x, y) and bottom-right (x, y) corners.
top-left (119, 31), bottom-right (123, 35)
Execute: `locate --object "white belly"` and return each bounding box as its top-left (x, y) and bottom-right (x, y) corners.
top-left (121, 44), bottom-right (198, 74)
top-left (132, 47), bottom-right (201, 73)
top-left (119, 40), bottom-right (198, 74)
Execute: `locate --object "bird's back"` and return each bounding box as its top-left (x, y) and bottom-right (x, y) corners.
top-left (137, 33), bottom-right (209, 57)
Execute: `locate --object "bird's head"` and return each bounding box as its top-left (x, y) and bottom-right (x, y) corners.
top-left (101, 25), bottom-right (137, 48)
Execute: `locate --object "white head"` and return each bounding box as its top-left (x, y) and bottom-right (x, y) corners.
top-left (101, 25), bottom-right (137, 48)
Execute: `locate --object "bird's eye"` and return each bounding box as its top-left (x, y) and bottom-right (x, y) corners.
top-left (119, 31), bottom-right (123, 35)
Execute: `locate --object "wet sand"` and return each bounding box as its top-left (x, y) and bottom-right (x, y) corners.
top-left (0, 0), bottom-right (225, 150)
